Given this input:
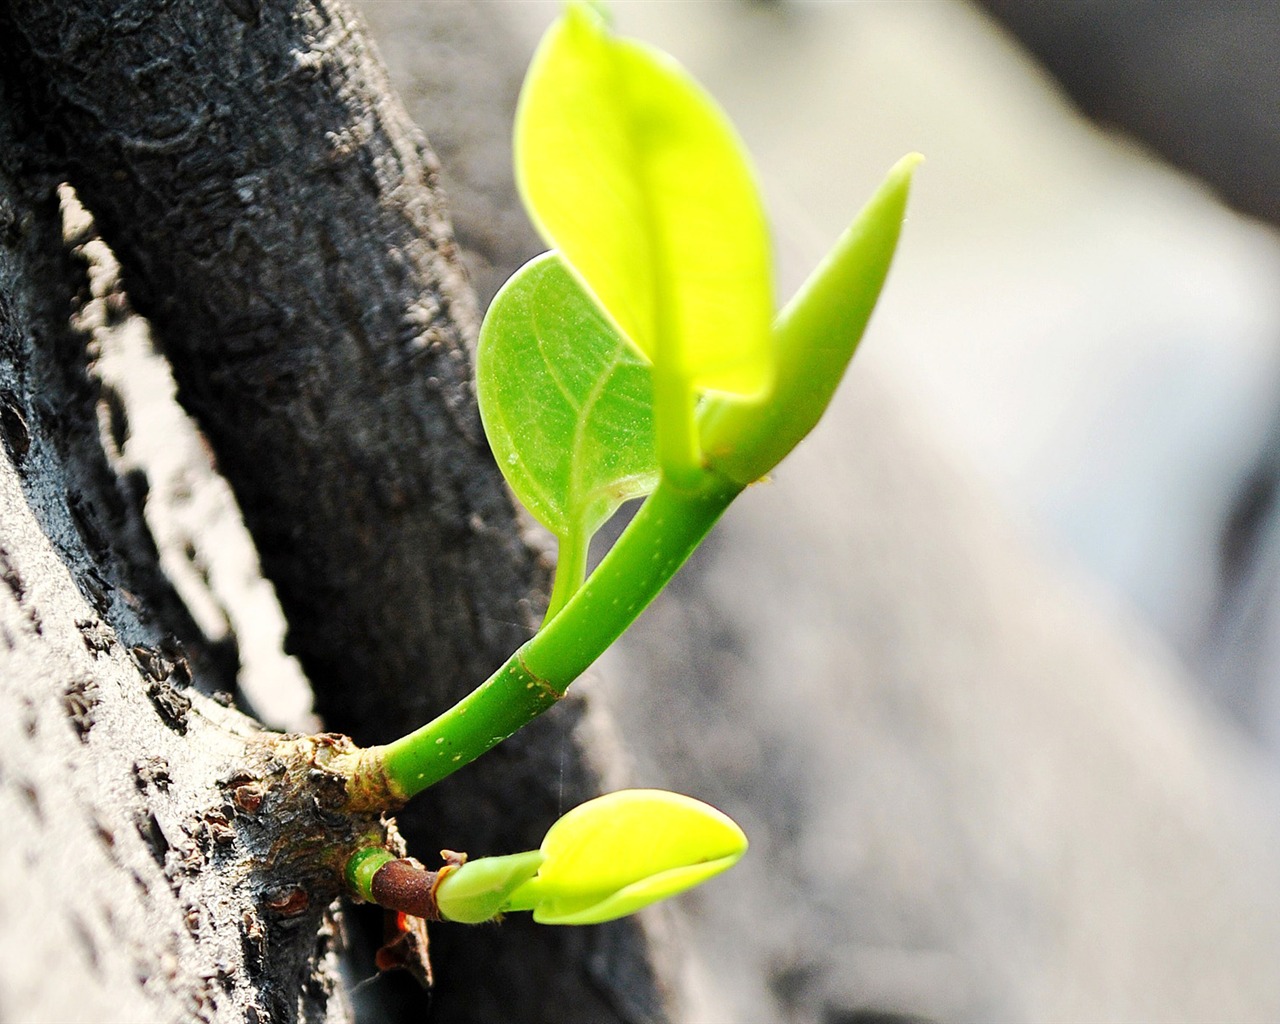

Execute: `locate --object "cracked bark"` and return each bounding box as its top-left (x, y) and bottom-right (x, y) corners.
top-left (0, 113), bottom-right (352, 1021)
top-left (0, 0), bottom-right (668, 1020)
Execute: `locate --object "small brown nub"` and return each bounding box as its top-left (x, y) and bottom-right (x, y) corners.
top-left (370, 859), bottom-right (440, 920)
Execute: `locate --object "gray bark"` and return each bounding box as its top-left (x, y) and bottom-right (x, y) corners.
top-left (0, 1), bottom-right (667, 1020)
top-left (0, 0), bottom-right (530, 750)
top-left (0, 120), bottom-right (350, 1021)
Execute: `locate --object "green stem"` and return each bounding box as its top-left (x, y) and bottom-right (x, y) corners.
top-left (655, 370), bottom-right (702, 490)
top-left (376, 472), bottom-right (742, 799)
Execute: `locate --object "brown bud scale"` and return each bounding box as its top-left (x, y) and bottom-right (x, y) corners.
top-left (369, 858), bottom-right (440, 920)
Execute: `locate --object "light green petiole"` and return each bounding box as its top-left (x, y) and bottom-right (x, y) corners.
top-left (544, 525), bottom-right (590, 624)
top-left (654, 372), bottom-right (704, 492)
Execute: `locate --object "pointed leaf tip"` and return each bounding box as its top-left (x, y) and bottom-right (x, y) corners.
top-left (699, 153), bottom-right (922, 484)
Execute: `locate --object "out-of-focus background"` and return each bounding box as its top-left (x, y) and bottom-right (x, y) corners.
top-left (166, 1), bottom-right (1280, 1020)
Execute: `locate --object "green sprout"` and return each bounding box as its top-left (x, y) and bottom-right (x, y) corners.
top-left (348, 791), bottom-right (747, 926)
top-left (439, 790), bottom-right (747, 925)
top-left (341, 0), bottom-right (918, 939)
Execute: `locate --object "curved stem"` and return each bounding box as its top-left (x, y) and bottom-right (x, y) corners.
top-left (372, 472), bottom-right (742, 800)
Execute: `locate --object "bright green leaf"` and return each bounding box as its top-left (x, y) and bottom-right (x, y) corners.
top-left (503, 789), bottom-right (748, 925)
top-left (515, 3), bottom-right (774, 432)
top-left (700, 153), bottom-right (922, 485)
top-left (477, 251), bottom-right (659, 607)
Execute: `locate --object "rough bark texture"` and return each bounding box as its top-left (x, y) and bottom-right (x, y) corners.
top-left (0, 0), bottom-right (531, 748)
top-left (0, 107), bottom-right (355, 1021)
top-left (0, 1), bottom-right (668, 1021)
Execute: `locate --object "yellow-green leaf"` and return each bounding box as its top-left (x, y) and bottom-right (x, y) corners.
top-left (503, 789), bottom-right (748, 925)
top-left (515, 2), bottom-right (774, 403)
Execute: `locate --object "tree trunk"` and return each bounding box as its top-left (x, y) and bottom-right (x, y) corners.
top-left (0, 120), bottom-right (351, 1022)
top-left (0, 1), bottom-right (668, 1020)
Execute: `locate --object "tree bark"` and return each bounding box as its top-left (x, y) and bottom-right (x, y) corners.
top-left (0, 105), bottom-right (354, 1022)
top-left (0, 0), bottom-right (533, 750)
top-left (0, 1), bottom-right (668, 1020)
